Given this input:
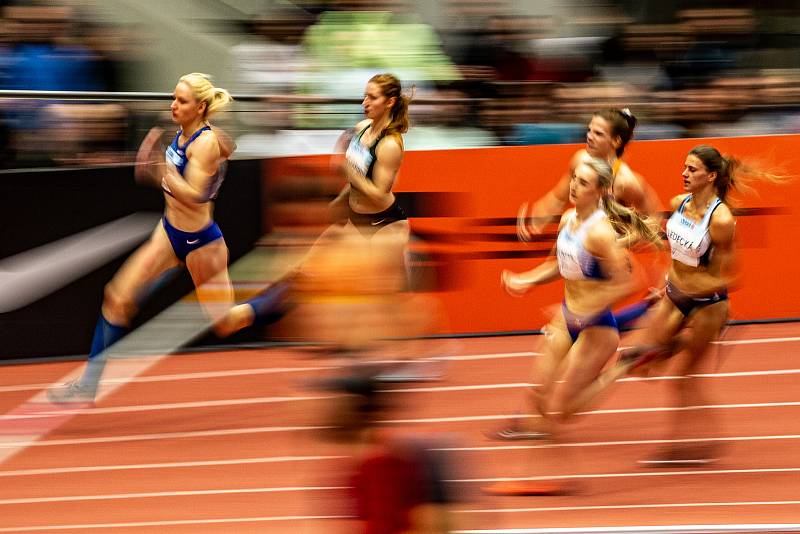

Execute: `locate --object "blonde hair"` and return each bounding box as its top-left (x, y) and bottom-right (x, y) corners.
top-left (178, 72), bottom-right (233, 119)
top-left (689, 144), bottom-right (789, 205)
top-left (369, 73), bottom-right (410, 138)
top-left (583, 158), bottom-right (663, 248)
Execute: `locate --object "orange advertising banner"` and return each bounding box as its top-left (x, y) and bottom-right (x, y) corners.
top-left (265, 134), bottom-right (800, 335)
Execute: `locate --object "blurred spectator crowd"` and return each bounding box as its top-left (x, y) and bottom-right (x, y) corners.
top-left (2, 0), bottom-right (800, 167)
top-left (0, 3), bottom-right (147, 167)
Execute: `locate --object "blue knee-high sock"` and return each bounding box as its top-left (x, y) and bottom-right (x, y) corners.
top-left (247, 280), bottom-right (291, 326)
top-left (614, 300), bottom-right (652, 330)
top-left (80, 314), bottom-right (128, 389)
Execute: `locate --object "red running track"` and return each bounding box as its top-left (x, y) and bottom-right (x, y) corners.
top-left (0, 323), bottom-right (799, 533)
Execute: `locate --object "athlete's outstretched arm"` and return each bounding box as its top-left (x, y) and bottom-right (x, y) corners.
top-left (135, 127), bottom-right (167, 187)
top-left (330, 127), bottom-right (356, 174)
top-left (521, 150), bottom-right (586, 238)
top-left (501, 259), bottom-right (560, 297)
top-left (503, 213), bottom-right (568, 295)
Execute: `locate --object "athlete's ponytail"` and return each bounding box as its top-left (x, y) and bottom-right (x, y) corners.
top-left (689, 145), bottom-right (789, 205)
top-left (179, 72), bottom-right (233, 119)
top-left (369, 73), bottom-right (410, 138)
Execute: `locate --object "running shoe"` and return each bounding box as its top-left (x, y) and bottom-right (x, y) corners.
top-left (483, 480), bottom-right (571, 496)
top-left (47, 379), bottom-right (96, 404)
top-left (374, 360), bottom-right (443, 383)
top-left (638, 445), bottom-right (720, 467)
top-left (484, 419), bottom-right (550, 441)
top-left (617, 344), bottom-right (671, 371)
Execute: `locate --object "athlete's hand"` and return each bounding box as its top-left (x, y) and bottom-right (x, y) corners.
top-left (161, 175), bottom-right (173, 195)
top-left (501, 269), bottom-right (531, 297)
top-left (160, 160), bottom-right (179, 196)
top-left (516, 202), bottom-right (532, 242)
top-left (135, 127), bottom-right (165, 186)
top-left (645, 285), bottom-right (665, 305)
top-left (327, 198), bottom-right (349, 224)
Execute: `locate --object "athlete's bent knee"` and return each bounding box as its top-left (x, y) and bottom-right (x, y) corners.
top-left (101, 284), bottom-right (137, 325)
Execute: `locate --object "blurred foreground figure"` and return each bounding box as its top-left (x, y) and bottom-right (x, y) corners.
top-left (321, 374), bottom-right (456, 534)
top-left (284, 193), bottom-right (453, 532)
top-left (283, 229), bottom-right (439, 364)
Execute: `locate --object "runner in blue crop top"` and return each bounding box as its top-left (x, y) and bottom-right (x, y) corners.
top-left (485, 158), bottom-right (665, 494)
top-left (515, 109), bottom-right (664, 333)
top-left (49, 73), bottom-right (258, 404)
top-left (484, 159), bottom-right (662, 496)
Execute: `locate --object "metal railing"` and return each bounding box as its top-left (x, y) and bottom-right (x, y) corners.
top-left (0, 90), bottom-right (479, 105)
top-left (0, 89), bottom-right (492, 170)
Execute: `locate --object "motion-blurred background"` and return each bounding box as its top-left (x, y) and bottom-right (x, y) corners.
top-left (0, 0), bottom-right (798, 167)
top-left (2, 0), bottom-right (800, 359)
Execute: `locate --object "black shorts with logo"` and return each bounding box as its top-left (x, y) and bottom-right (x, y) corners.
top-left (347, 200), bottom-right (407, 237)
top-left (666, 280), bottom-right (728, 317)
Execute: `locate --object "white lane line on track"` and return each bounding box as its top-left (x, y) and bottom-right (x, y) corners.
top-left (6, 398), bottom-right (800, 423)
top-left (1, 522), bottom-right (798, 534)
top-left (436, 433), bottom-right (800, 452)
top-left (385, 383), bottom-right (534, 393)
top-left (0, 297), bottom-right (264, 466)
top-left (435, 351), bottom-right (540, 361)
top-left (2, 334), bottom-right (798, 397)
top-left (106, 365), bottom-right (334, 383)
top-left (614, 336), bottom-right (800, 349)
top-left (454, 526), bottom-right (800, 534)
top-left (0, 455), bottom-right (348, 478)
top-left (3, 365), bottom-right (800, 403)
top-left (0, 498), bottom-right (799, 525)
top-left (0, 395), bottom-right (334, 419)
top-left (1, 426), bottom-right (799, 452)
top-left (456, 500), bottom-right (800, 515)
top-left (449, 466), bottom-right (800, 483)
top-left (383, 400), bottom-right (800, 425)
top-left (0, 516), bottom-right (350, 532)
top-left (0, 366), bottom-right (335, 394)
top-left (2, 332), bottom-right (799, 395)
top-left (622, 368), bottom-right (800, 382)
top-left (2, 470), bottom-right (800, 506)
top-left (451, 523), bottom-right (800, 534)
top-left (0, 425), bottom-right (333, 449)
top-left (0, 457), bottom-right (796, 484)
top-left (386, 369), bottom-right (800, 393)
top-left (0, 486), bottom-right (348, 506)
top-left (0, 353), bottom-right (540, 395)
top-left (2, 397), bottom-right (800, 437)
top-left (713, 336), bottom-right (800, 346)
top-left (0, 398), bottom-right (800, 428)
